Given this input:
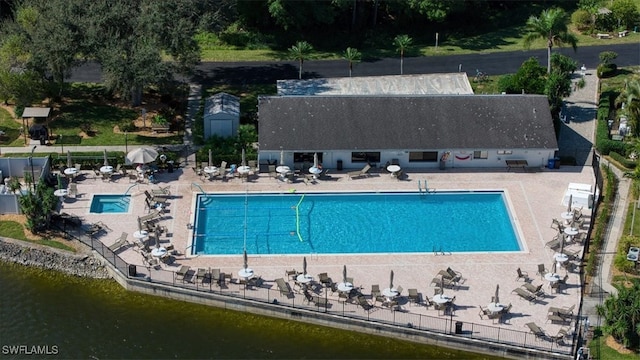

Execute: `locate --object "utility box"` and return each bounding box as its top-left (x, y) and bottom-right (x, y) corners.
top-left (128, 264), bottom-right (137, 277)
top-left (455, 321), bottom-right (463, 334)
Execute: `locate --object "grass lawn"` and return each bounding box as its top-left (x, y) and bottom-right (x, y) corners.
top-left (0, 220), bottom-right (75, 252)
top-left (589, 328), bottom-right (639, 360)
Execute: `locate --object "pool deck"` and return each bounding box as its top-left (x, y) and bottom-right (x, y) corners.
top-left (60, 165), bottom-right (594, 346)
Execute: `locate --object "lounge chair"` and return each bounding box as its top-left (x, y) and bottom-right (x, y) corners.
top-left (549, 304), bottom-right (575, 317)
top-left (562, 248), bottom-right (581, 261)
top-left (430, 276), bottom-right (458, 289)
top-left (138, 210), bottom-right (162, 224)
top-left (525, 322), bottom-right (547, 340)
top-left (176, 265), bottom-right (190, 282)
top-left (515, 267), bottom-right (529, 282)
top-left (521, 283), bottom-right (545, 298)
top-left (547, 313), bottom-right (570, 324)
top-left (151, 186), bottom-right (171, 197)
top-left (85, 221), bottom-right (111, 236)
top-left (211, 268), bottom-right (221, 286)
top-left (408, 288), bottom-right (420, 305)
top-left (545, 237), bottom-right (562, 250)
top-left (356, 294), bottom-right (374, 311)
top-left (196, 268), bottom-right (207, 283)
top-left (347, 164), bottom-right (372, 180)
top-left (312, 295), bottom-right (329, 308)
top-left (550, 327), bottom-right (570, 345)
top-left (275, 278), bottom-right (292, 296)
top-left (512, 287), bottom-right (536, 302)
top-left (108, 232), bottom-right (128, 251)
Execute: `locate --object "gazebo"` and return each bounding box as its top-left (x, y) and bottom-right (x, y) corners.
top-left (21, 107), bottom-right (51, 145)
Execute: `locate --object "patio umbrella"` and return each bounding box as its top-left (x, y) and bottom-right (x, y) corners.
top-left (559, 233), bottom-right (565, 254)
top-left (551, 261), bottom-right (557, 274)
top-left (66, 151), bottom-right (72, 168)
top-left (280, 149), bottom-right (284, 166)
top-left (343, 265), bottom-right (347, 283)
top-left (303, 256), bottom-right (308, 276)
top-left (126, 147), bottom-right (158, 165)
top-left (313, 153), bottom-right (318, 168)
top-left (208, 149), bottom-right (212, 167)
top-left (243, 249), bottom-right (248, 270)
top-left (567, 194), bottom-right (573, 213)
top-left (241, 148), bottom-right (246, 167)
top-left (389, 270), bottom-right (394, 289)
top-left (439, 275), bottom-right (445, 295)
top-left (57, 174), bottom-right (63, 190)
top-left (103, 149), bottom-right (109, 167)
top-left (494, 284), bottom-right (500, 304)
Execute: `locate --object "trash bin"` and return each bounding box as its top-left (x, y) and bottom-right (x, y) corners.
top-left (547, 158), bottom-right (555, 169)
top-left (455, 321), bottom-right (463, 334)
top-left (439, 160), bottom-right (446, 170)
top-left (167, 161), bottom-right (174, 173)
top-left (554, 157), bottom-right (560, 169)
top-left (337, 160), bottom-right (343, 171)
top-left (128, 264), bottom-right (137, 277)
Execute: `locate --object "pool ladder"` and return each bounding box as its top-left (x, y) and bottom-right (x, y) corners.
top-left (418, 179), bottom-right (432, 195)
top-left (191, 182), bottom-right (206, 194)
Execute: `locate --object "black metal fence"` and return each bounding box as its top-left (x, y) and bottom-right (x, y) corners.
top-left (53, 223), bottom-right (574, 358)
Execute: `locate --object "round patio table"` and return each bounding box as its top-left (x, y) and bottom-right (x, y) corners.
top-left (386, 165), bottom-right (401, 176)
top-left (487, 302), bottom-right (504, 313)
top-left (64, 168), bottom-right (77, 176)
top-left (151, 247), bottom-right (167, 257)
top-left (296, 274), bottom-right (313, 284)
top-left (308, 167), bottom-right (322, 179)
top-left (238, 268), bottom-right (254, 280)
top-left (432, 294), bottom-right (451, 304)
top-left (100, 165), bottom-right (113, 173)
top-left (337, 282), bottom-right (353, 293)
top-left (237, 166), bottom-right (251, 175)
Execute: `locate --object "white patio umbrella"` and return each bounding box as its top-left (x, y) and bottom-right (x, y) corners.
top-left (303, 257), bottom-right (308, 276)
top-left (567, 194), bottom-right (573, 213)
top-left (241, 148), bottom-right (246, 167)
top-left (439, 275), bottom-right (445, 295)
top-left (66, 151), bottom-right (72, 168)
top-left (103, 149), bottom-right (109, 167)
top-left (313, 153), bottom-right (318, 168)
top-left (208, 149), bottom-right (212, 167)
top-left (126, 147), bottom-right (158, 165)
top-left (551, 261), bottom-right (557, 274)
top-left (494, 284), bottom-right (500, 304)
top-left (243, 249), bottom-right (248, 270)
top-left (279, 149), bottom-right (284, 166)
top-left (57, 174), bottom-right (63, 190)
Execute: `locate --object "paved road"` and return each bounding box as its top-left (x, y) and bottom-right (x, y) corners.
top-left (69, 43), bottom-right (640, 85)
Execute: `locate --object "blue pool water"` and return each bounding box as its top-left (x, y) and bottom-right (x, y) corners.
top-left (193, 192), bottom-right (521, 255)
top-left (89, 195), bottom-right (131, 214)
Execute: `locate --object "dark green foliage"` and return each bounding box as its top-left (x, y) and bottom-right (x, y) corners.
top-left (497, 57), bottom-right (546, 94)
top-left (18, 179), bottom-right (57, 234)
top-left (119, 120), bottom-right (136, 133)
top-left (597, 63), bottom-right (618, 78)
top-left (596, 278), bottom-right (640, 349)
top-left (609, 151), bottom-right (637, 169)
top-left (596, 91), bottom-right (627, 155)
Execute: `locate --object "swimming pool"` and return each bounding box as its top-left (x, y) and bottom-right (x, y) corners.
top-left (89, 195), bottom-right (131, 214)
top-left (192, 192), bottom-right (521, 255)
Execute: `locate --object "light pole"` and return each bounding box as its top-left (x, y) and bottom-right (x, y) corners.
top-left (29, 145), bottom-right (36, 191)
top-left (60, 134), bottom-right (63, 154)
top-left (125, 131), bottom-right (128, 154)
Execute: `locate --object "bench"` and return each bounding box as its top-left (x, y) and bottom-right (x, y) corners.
top-left (618, 30), bottom-right (629, 37)
top-left (596, 33), bottom-right (611, 39)
top-left (151, 124), bottom-right (171, 133)
top-left (506, 160), bottom-right (528, 171)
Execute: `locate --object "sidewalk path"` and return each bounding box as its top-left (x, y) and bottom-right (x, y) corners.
top-left (560, 69), bottom-right (628, 330)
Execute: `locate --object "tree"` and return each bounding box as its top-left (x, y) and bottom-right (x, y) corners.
top-left (497, 57), bottom-right (546, 95)
top-left (610, 0), bottom-right (640, 30)
top-left (288, 40), bottom-right (313, 80)
top-left (17, 179), bottom-right (56, 234)
top-left (393, 34), bottom-right (412, 75)
top-left (523, 8), bottom-right (578, 74)
top-left (343, 47), bottom-right (361, 77)
top-left (596, 279), bottom-right (640, 349)
top-left (599, 51), bottom-right (618, 65)
top-left (616, 79), bottom-right (640, 137)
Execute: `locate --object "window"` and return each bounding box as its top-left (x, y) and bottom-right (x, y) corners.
top-left (351, 152), bottom-right (380, 163)
top-left (409, 151), bottom-right (438, 162)
top-left (293, 152), bottom-right (322, 163)
top-left (497, 150), bottom-right (513, 155)
top-left (473, 150), bottom-right (488, 159)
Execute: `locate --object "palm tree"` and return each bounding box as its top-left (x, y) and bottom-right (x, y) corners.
top-left (343, 47), bottom-right (361, 77)
top-left (617, 79), bottom-right (640, 137)
top-left (596, 279), bottom-right (640, 349)
top-left (523, 8), bottom-right (578, 74)
top-left (288, 41), bottom-right (314, 80)
top-left (393, 34), bottom-right (412, 75)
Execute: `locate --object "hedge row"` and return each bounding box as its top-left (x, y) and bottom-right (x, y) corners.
top-left (609, 151), bottom-right (637, 169)
top-left (595, 90), bottom-right (628, 155)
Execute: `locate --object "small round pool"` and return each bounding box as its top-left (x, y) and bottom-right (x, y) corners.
top-left (90, 195), bottom-right (131, 214)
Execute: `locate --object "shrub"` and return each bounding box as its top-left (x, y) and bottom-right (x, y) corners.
top-left (609, 151), bottom-right (637, 169)
top-left (571, 9), bottom-right (592, 30)
top-left (597, 63), bottom-right (617, 78)
top-left (119, 120), bottom-right (137, 132)
top-left (614, 235), bottom-right (639, 273)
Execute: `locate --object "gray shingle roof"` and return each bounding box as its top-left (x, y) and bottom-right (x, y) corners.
top-left (258, 95), bottom-right (557, 151)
